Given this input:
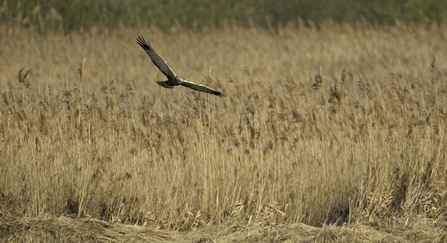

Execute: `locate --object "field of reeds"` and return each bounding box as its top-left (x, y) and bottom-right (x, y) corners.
top-left (3, 0), bottom-right (447, 33)
top-left (1, 23), bottom-right (447, 242)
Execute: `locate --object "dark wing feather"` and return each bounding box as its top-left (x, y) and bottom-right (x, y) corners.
top-left (136, 36), bottom-right (177, 79)
top-left (181, 80), bottom-right (226, 97)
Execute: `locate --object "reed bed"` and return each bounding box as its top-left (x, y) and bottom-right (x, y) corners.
top-left (1, 24), bottom-right (447, 241)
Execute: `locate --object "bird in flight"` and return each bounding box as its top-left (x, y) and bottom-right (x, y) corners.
top-left (136, 36), bottom-right (225, 97)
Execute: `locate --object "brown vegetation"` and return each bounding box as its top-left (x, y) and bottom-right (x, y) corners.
top-left (1, 23), bottom-right (447, 242)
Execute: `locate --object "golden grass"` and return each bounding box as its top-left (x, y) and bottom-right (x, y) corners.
top-left (1, 23), bottom-right (447, 241)
top-left (2, 216), bottom-right (446, 242)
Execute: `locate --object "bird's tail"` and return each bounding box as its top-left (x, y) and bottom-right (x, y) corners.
top-left (156, 81), bottom-right (174, 89)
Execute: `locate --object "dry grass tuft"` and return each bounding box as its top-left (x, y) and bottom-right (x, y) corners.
top-left (0, 217), bottom-right (174, 242)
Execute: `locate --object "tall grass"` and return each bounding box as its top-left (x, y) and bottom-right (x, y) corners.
top-left (0, 23), bottom-right (446, 229)
top-left (1, 0), bottom-right (446, 34)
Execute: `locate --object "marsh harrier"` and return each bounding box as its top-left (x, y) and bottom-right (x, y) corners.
top-left (137, 36), bottom-right (225, 97)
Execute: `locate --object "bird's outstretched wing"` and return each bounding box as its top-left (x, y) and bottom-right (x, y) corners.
top-left (136, 36), bottom-right (177, 79)
top-left (181, 80), bottom-right (226, 97)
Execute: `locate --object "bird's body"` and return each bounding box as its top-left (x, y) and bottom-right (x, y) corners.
top-left (136, 36), bottom-right (225, 97)
top-left (156, 76), bottom-right (183, 89)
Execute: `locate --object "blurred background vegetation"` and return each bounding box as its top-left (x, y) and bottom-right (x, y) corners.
top-left (1, 0), bottom-right (446, 33)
